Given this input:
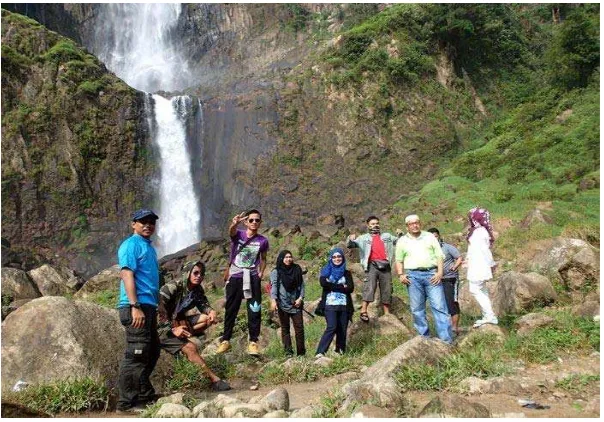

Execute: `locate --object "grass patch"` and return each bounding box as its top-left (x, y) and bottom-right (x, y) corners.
top-left (503, 311), bottom-right (599, 363)
top-left (555, 374), bottom-right (599, 395)
top-left (394, 333), bottom-right (509, 391)
top-left (2, 377), bottom-right (109, 415)
top-left (313, 389), bottom-right (346, 417)
top-left (84, 290), bottom-right (118, 308)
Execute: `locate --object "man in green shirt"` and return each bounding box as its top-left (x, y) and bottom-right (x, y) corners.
top-left (395, 214), bottom-right (453, 343)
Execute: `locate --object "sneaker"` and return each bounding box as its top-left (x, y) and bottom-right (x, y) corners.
top-left (211, 379), bottom-right (232, 392)
top-left (473, 317), bottom-right (498, 328)
top-left (472, 319), bottom-right (486, 328)
top-left (484, 317), bottom-right (498, 325)
top-left (247, 341), bottom-right (260, 356)
top-left (315, 353), bottom-right (324, 358)
top-left (216, 340), bottom-right (231, 354)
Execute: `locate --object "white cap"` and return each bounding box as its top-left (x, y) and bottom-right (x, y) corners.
top-left (405, 214), bottom-right (420, 224)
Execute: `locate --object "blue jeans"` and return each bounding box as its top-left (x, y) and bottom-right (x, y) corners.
top-left (407, 270), bottom-right (453, 344)
top-left (316, 308), bottom-right (349, 354)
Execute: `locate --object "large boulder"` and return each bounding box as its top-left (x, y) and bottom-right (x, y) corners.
top-left (458, 272), bottom-right (557, 316)
top-left (259, 387), bottom-right (289, 411)
top-left (0, 267), bottom-right (41, 300)
top-left (341, 336), bottom-right (451, 410)
top-left (493, 272), bottom-right (557, 314)
top-left (27, 264), bottom-right (84, 296)
top-left (73, 265), bottom-right (120, 299)
top-left (1, 296), bottom-right (173, 392)
top-left (530, 238), bottom-right (600, 297)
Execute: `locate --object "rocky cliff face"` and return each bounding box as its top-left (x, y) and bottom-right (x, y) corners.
top-left (1, 10), bottom-right (157, 277)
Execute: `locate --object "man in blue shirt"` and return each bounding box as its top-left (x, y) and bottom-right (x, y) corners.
top-left (428, 227), bottom-right (463, 335)
top-left (116, 209), bottom-right (161, 413)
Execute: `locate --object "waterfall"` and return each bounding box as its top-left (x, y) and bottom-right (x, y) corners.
top-left (152, 95), bottom-right (201, 257)
top-left (88, 4), bottom-right (201, 257)
top-left (92, 3), bottom-right (193, 92)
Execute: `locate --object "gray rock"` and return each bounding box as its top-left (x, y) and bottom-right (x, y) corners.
top-left (0, 296), bottom-right (173, 391)
top-left (516, 312), bottom-right (556, 336)
top-left (2, 298), bottom-right (34, 321)
top-left (460, 271), bottom-right (557, 316)
top-left (192, 400), bottom-right (221, 418)
top-left (0, 267), bottom-right (41, 300)
top-left (350, 404), bottom-right (396, 418)
top-left (531, 238), bottom-right (600, 295)
top-left (571, 300), bottom-right (600, 318)
top-left (155, 403), bottom-right (192, 418)
top-left (222, 403), bottom-right (266, 418)
top-left (417, 396), bottom-right (491, 418)
top-left (260, 386), bottom-right (289, 411)
top-left (520, 209), bottom-right (553, 229)
top-left (290, 405), bottom-right (320, 418)
top-left (157, 392), bottom-right (185, 405)
top-left (212, 394), bottom-right (242, 409)
top-left (73, 265), bottom-right (120, 299)
top-left (314, 356), bottom-right (334, 367)
top-left (27, 264), bottom-right (84, 296)
top-left (263, 409), bottom-right (289, 418)
top-left (459, 376), bottom-right (524, 394)
top-left (341, 336), bottom-right (452, 409)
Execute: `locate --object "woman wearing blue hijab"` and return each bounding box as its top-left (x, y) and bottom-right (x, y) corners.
top-left (315, 247), bottom-right (355, 357)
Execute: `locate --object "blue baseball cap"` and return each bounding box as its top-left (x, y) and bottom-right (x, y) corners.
top-left (131, 209), bottom-right (159, 221)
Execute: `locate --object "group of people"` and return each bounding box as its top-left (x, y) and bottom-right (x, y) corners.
top-left (114, 207), bottom-right (498, 413)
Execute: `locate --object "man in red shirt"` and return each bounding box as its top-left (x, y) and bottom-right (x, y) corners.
top-left (347, 216), bottom-right (399, 321)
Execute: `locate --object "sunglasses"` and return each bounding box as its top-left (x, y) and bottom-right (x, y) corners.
top-left (191, 271), bottom-right (202, 276)
top-left (248, 218), bottom-right (261, 223)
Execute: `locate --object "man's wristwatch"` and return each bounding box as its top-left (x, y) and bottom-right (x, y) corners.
top-left (130, 302), bottom-right (141, 309)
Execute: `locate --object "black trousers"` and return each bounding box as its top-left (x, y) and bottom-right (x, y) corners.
top-left (316, 308), bottom-right (349, 354)
top-left (277, 308), bottom-right (306, 356)
top-left (117, 305), bottom-right (160, 410)
top-left (222, 275), bottom-right (262, 342)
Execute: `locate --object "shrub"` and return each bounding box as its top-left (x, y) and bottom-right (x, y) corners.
top-left (43, 40), bottom-right (83, 63)
top-left (3, 377), bottom-right (109, 415)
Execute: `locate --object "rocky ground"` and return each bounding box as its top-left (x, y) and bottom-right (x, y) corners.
top-left (54, 347), bottom-right (599, 418)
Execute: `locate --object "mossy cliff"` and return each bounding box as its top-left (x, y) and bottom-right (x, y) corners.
top-left (1, 10), bottom-right (156, 277)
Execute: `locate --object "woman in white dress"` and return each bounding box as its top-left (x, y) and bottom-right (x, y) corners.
top-left (466, 207), bottom-right (498, 327)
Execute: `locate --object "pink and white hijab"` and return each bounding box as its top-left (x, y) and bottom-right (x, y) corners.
top-left (467, 207), bottom-right (495, 245)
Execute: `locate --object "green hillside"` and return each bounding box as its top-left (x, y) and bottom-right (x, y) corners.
top-left (266, 3), bottom-right (599, 257)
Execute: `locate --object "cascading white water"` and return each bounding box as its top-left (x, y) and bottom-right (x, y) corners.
top-left (89, 4), bottom-right (201, 257)
top-left (152, 95), bottom-right (201, 257)
top-left (93, 3), bottom-right (193, 92)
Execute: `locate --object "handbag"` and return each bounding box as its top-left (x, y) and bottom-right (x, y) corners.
top-left (372, 260), bottom-right (391, 271)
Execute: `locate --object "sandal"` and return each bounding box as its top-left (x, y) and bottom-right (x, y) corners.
top-left (211, 379), bottom-right (232, 392)
top-left (360, 312), bottom-right (369, 322)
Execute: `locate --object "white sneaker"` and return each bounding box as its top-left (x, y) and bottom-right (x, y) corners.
top-left (472, 319), bottom-right (486, 328)
top-left (315, 353), bottom-right (324, 358)
top-left (473, 317), bottom-right (498, 328)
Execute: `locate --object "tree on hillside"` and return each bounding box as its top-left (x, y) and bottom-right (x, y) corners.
top-left (546, 4), bottom-right (600, 90)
